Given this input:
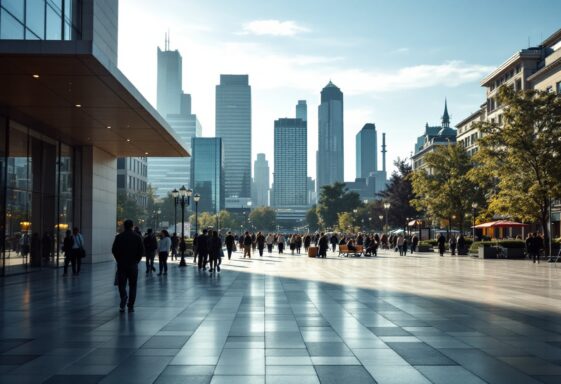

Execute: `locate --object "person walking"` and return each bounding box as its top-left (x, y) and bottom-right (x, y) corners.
top-left (209, 230), bottom-right (222, 272)
top-left (397, 235), bottom-right (404, 256)
top-left (457, 234), bottom-right (466, 255)
top-left (295, 235), bottom-right (302, 254)
top-left (171, 233), bottom-right (179, 261)
top-left (289, 235), bottom-right (296, 255)
top-left (62, 229), bottom-right (74, 276)
top-left (157, 230), bottom-right (171, 275)
top-left (318, 232), bottom-right (328, 258)
top-left (70, 227), bottom-right (85, 275)
top-left (266, 233), bottom-right (274, 254)
top-left (243, 231), bottom-right (252, 258)
top-left (449, 235), bottom-right (457, 256)
top-left (330, 233), bottom-right (338, 253)
top-left (225, 231), bottom-right (235, 260)
top-left (256, 232), bottom-right (265, 257)
top-left (143, 229), bottom-right (157, 274)
top-left (112, 219), bottom-right (144, 312)
top-left (437, 233), bottom-right (446, 257)
top-left (304, 234), bottom-right (311, 252)
top-left (277, 234), bottom-right (285, 254)
top-left (403, 237), bottom-right (408, 256)
top-left (197, 229), bottom-right (210, 270)
top-left (411, 234), bottom-right (419, 254)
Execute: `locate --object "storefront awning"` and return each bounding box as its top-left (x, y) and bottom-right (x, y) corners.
top-left (0, 41), bottom-right (189, 157)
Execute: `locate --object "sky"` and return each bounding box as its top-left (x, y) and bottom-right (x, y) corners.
top-left (118, 0), bottom-right (561, 183)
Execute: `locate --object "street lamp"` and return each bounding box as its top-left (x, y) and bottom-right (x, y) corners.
top-left (178, 186), bottom-right (193, 267)
top-left (246, 201), bottom-right (252, 228)
top-left (171, 189), bottom-right (179, 233)
top-left (383, 202), bottom-right (391, 233)
top-left (194, 193), bottom-right (200, 234)
top-left (379, 214), bottom-right (384, 232)
top-left (157, 209), bottom-right (161, 229)
top-left (471, 202), bottom-right (478, 241)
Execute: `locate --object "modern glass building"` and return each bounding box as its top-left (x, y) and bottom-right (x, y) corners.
top-left (0, 0), bottom-right (188, 275)
top-left (216, 74), bottom-right (252, 200)
top-left (148, 45), bottom-right (201, 198)
top-left (296, 100), bottom-right (307, 122)
top-left (317, 81), bottom-right (344, 192)
top-left (190, 138), bottom-right (223, 213)
top-left (252, 153), bottom-right (269, 207)
top-left (272, 118), bottom-right (307, 208)
top-left (356, 123), bottom-right (377, 179)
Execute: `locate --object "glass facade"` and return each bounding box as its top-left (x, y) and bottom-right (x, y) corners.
top-left (190, 138), bottom-right (223, 213)
top-left (1, 116), bottom-right (76, 275)
top-left (0, 0), bottom-right (82, 40)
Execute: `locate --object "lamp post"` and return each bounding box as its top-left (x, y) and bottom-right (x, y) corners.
top-left (471, 202), bottom-right (478, 241)
top-left (379, 214), bottom-right (384, 232)
top-left (171, 189), bottom-right (179, 233)
top-left (246, 201), bottom-right (252, 229)
top-left (157, 209), bottom-right (161, 230)
top-left (178, 186), bottom-right (193, 267)
top-left (383, 202), bottom-right (391, 233)
top-left (194, 193), bottom-right (200, 235)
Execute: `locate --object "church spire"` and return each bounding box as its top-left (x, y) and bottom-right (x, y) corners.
top-left (442, 98), bottom-right (450, 128)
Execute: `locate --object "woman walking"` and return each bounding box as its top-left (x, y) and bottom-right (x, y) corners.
top-left (266, 233), bottom-right (274, 254)
top-left (209, 230), bottom-right (222, 272)
top-left (256, 232), bottom-right (265, 257)
top-left (157, 230), bottom-right (171, 275)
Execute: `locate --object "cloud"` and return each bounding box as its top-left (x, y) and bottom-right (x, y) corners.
top-left (390, 47), bottom-right (410, 54)
top-left (241, 19), bottom-right (310, 36)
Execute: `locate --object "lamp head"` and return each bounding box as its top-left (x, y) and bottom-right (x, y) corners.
top-left (171, 189), bottom-right (179, 198)
top-left (193, 193), bottom-right (201, 202)
top-left (187, 188), bottom-right (193, 197)
top-left (472, 202), bottom-right (478, 209)
top-left (179, 185), bottom-right (187, 197)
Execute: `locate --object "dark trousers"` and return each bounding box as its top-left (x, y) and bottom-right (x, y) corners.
top-left (69, 249), bottom-right (82, 274)
top-left (158, 251), bottom-right (168, 273)
top-left (146, 251), bottom-right (155, 272)
top-left (209, 253), bottom-right (219, 269)
top-left (258, 247), bottom-right (264, 256)
top-left (450, 245), bottom-right (456, 256)
top-left (278, 243), bottom-right (284, 253)
top-left (267, 244), bottom-right (273, 253)
top-left (117, 265), bottom-right (138, 308)
top-left (198, 252), bottom-right (208, 269)
top-left (331, 244), bottom-right (336, 252)
top-left (319, 247), bottom-right (327, 258)
top-left (227, 246), bottom-right (233, 260)
top-left (532, 252), bottom-right (540, 263)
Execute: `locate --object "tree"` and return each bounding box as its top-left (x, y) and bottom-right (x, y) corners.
top-left (116, 191), bottom-right (145, 227)
top-left (249, 207), bottom-right (277, 231)
top-left (306, 205), bottom-right (319, 231)
top-left (378, 159), bottom-right (418, 229)
top-left (473, 86), bottom-right (561, 245)
top-left (411, 145), bottom-right (480, 232)
top-left (216, 210), bottom-right (240, 232)
top-left (317, 182), bottom-right (362, 229)
top-left (338, 212), bottom-right (358, 232)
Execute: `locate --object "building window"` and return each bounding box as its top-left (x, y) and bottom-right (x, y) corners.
top-left (0, 8), bottom-right (24, 39)
top-left (557, 81), bottom-right (561, 95)
top-left (117, 174), bottom-right (125, 188)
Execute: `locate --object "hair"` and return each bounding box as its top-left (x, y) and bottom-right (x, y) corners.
top-left (161, 229), bottom-right (169, 237)
top-left (65, 229), bottom-right (71, 236)
top-left (124, 220), bottom-right (134, 230)
top-left (147, 228), bottom-right (153, 234)
top-left (212, 230), bottom-right (218, 237)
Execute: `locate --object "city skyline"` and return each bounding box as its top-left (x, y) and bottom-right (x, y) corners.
top-left (118, 0), bottom-right (561, 182)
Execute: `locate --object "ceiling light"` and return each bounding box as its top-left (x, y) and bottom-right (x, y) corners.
top-left (32, 74), bottom-right (39, 79)
top-left (126, 138), bottom-right (131, 142)
top-left (75, 104), bottom-right (82, 108)
top-left (106, 126), bottom-right (111, 129)
top-left (144, 152), bottom-right (149, 155)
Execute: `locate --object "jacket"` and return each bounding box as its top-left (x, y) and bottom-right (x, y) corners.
top-left (112, 230), bottom-right (144, 268)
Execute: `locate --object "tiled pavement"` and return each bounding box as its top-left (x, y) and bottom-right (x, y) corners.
top-left (2, 248), bottom-right (561, 383)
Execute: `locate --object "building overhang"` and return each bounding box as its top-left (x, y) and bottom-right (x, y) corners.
top-left (0, 40), bottom-right (189, 157)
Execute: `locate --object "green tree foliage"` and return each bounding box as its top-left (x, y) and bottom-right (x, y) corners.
top-left (411, 145), bottom-right (480, 231)
top-left (473, 86), bottom-right (561, 243)
top-left (317, 182), bottom-right (362, 229)
top-left (338, 212), bottom-right (358, 232)
top-left (306, 205), bottom-right (319, 231)
top-left (116, 191), bottom-right (145, 226)
top-left (378, 159), bottom-right (418, 228)
top-left (249, 207), bottom-right (277, 231)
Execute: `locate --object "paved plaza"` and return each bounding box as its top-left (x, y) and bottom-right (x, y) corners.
top-left (2, 249), bottom-right (561, 384)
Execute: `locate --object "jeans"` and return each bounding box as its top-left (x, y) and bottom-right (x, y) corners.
top-left (258, 247), bottom-right (264, 256)
top-left (69, 249), bottom-right (82, 274)
top-left (198, 252), bottom-right (208, 269)
top-left (158, 251), bottom-right (168, 274)
top-left (146, 251), bottom-right (155, 272)
top-left (117, 265), bottom-right (138, 308)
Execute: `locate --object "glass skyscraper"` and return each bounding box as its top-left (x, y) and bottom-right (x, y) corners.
top-left (356, 123), bottom-right (377, 179)
top-left (317, 81), bottom-right (344, 192)
top-left (191, 138), bottom-right (223, 213)
top-left (272, 118), bottom-right (307, 208)
top-left (253, 153), bottom-right (269, 207)
top-left (216, 75), bottom-right (252, 199)
top-left (148, 49), bottom-right (201, 197)
top-left (296, 100), bottom-right (307, 122)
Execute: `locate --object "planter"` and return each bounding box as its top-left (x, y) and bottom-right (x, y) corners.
top-left (417, 245), bottom-right (433, 252)
top-left (478, 246), bottom-right (498, 259)
top-left (500, 247), bottom-right (525, 259)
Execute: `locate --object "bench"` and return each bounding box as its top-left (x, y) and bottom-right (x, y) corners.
top-left (338, 244), bottom-right (364, 257)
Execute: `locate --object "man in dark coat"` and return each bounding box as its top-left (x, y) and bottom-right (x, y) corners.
top-left (197, 229), bottom-right (210, 270)
top-left (319, 233), bottom-right (329, 258)
top-left (112, 219), bottom-right (144, 312)
top-left (437, 233), bottom-right (446, 257)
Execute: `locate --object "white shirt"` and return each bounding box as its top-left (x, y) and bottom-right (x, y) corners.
top-left (158, 237), bottom-right (171, 252)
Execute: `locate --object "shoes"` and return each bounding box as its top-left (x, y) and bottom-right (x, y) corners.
top-left (152, 267), bottom-right (156, 272)
top-left (163, 271), bottom-right (167, 275)
top-left (128, 307), bottom-right (134, 312)
top-left (119, 306), bottom-right (125, 313)
top-left (146, 270), bottom-right (149, 274)
top-left (217, 266), bottom-right (221, 272)
top-left (157, 273), bottom-right (162, 276)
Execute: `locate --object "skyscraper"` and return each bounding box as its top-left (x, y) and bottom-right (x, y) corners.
top-left (356, 123), bottom-right (377, 179)
top-left (296, 100), bottom-right (307, 122)
top-left (253, 154), bottom-right (270, 207)
top-left (216, 75), bottom-right (252, 199)
top-left (191, 138), bottom-right (224, 213)
top-left (148, 45), bottom-right (201, 197)
top-left (272, 118), bottom-right (307, 208)
top-left (317, 81), bottom-right (344, 192)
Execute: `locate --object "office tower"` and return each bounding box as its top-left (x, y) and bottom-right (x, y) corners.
top-left (0, 0), bottom-right (189, 272)
top-left (253, 153), bottom-right (270, 207)
top-left (296, 100), bottom-right (307, 122)
top-left (272, 118), bottom-right (307, 208)
top-left (148, 46), bottom-right (201, 197)
top-left (191, 138), bottom-right (224, 213)
top-left (317, 81), bottom-right (344, 192)
top-left (216, 75), bottom-right (252, 198)
top-left (356, 123), bottom-right (377, 179)
top-left (117, 157), bottom-right (148, 208)
top-left (307, 177), bottom-right (316, 205)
